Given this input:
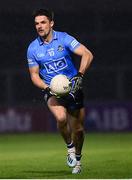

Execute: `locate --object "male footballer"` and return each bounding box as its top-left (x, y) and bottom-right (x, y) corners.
top-left (27, 8), bottom-right (93, 174)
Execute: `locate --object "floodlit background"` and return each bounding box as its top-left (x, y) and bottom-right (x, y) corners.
top-left (0, 0), bottom-right (132, 133)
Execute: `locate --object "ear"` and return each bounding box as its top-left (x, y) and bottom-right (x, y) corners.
top-left (50, 20), bottom-right (54, 28)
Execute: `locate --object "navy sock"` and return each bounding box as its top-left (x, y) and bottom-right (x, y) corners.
top-left (76, 154), bottom-right (82, 161)
top-left (67, 142), bottom-right (74, 149)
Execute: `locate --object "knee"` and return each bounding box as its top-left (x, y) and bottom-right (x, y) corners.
top-left (74, 128), bottom-right (85, 142)
top-left (56, 113), bottom-right (67, 127)
top-left (73, 125), bottom-right (84, 135)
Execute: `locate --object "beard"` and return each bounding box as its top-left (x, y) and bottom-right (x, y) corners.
top-left (38, 29), bottom-right (51, 40)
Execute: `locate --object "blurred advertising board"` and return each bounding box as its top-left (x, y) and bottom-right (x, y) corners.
top-left (0, 102), bottom-right (131, 133)
top-left (85, 102), bottom-right (132, 132)
top-left (0, 106), bottom-right (56, 133)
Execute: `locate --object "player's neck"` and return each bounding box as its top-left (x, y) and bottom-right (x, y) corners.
top-left (43, 29), bottom-right (53, 44)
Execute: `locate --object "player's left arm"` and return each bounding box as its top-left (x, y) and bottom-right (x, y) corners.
top-left (74, 44), bottom-right (93, 75)
top-left (69, 44), bottom-right (93, 93)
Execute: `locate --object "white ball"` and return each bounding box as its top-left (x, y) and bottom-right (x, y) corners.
top-left (50, 74), bottom-right (71, 96)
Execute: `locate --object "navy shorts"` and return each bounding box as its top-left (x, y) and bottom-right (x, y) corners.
top-left (43, 89), bottom-right (84, 110)
top-left (57, 89), bottom-right (84, 110)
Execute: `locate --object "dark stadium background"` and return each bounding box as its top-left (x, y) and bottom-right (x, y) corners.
top-left (0, 0), bottom-right (132, 133)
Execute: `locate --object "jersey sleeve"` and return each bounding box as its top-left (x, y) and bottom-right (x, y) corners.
top-left (27, 45), bottom-right (39, 68)
top-left (64, 33), bottom-right (81, 52)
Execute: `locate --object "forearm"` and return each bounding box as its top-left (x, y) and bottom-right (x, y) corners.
top-left (79, 49), bottom-right (93, 75)
top-left (30, 73), bottom-right (48, 90)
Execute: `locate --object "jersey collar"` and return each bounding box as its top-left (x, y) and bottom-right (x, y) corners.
top-left (38, 30), bottom-right (58, 45)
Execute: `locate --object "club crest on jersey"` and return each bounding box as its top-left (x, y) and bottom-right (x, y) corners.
top-left (57, 45), bottom-right (64, 52)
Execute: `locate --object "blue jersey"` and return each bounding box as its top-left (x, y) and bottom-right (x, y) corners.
top-left (27, 31), bottom-right (81, 85)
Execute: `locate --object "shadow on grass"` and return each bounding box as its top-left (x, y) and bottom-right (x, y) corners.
top-left (24, 170), bottom-right (71, 178)
top-left (1, 170), bottom-right (75, 179)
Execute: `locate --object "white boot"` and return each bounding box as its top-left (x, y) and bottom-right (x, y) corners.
top-left (72, 161), bottom-right (81, 174)
top-left (67, 147), bottom-right (77, 167)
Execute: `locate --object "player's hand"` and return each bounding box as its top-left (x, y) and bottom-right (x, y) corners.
top-left (45, 87), bottom-right (52, 94)
top-left (70, 72), bottom-right (83, 93)
top-left (43, 87), bottom-right (54, 102)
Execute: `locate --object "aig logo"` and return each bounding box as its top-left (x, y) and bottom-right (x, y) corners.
top-left (44, 58), bottom-right (68, 73)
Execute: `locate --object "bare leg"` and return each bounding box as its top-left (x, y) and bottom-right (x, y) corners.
top-left (47, 96), bottom-right (71, 144)
top-left (57, 119), bottom-right (71, 144)
top-left (47, 97), bottom-right (84, 169)
top-left (68, 108), bottom-right (85, 155)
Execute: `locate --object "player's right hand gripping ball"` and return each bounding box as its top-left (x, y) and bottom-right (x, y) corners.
top-left (43, 87), bottom-right (53, 102)
top-left (70, 72), bottom-right (83, 93)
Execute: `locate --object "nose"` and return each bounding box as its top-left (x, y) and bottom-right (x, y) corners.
top-left (36, 23), bottom-right (42, 29)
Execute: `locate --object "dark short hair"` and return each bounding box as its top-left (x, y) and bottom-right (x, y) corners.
top-left (32, 8), bottom-right (54, 21)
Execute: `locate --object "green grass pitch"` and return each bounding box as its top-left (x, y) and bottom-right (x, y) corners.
top-left (0, 133), bottom-right (132, 179)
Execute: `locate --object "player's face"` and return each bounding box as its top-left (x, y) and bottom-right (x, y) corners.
top-left (35, 15), bottom-right (54, 39)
